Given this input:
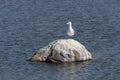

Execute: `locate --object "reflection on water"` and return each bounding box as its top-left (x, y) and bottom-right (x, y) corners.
top-left (28, 61), bottom-right (91, 80)
top-left (67, 61), bottom-right (91, 80)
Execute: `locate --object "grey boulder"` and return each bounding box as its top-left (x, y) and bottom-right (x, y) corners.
top-left (27, 39), bottom-right (92, 63)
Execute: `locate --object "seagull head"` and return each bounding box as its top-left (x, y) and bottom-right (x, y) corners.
top-left (66, 21), bottom-right (72, 26)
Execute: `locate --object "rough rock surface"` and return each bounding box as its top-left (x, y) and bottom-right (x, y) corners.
top-left (27, 39), bottom-right (92, 63)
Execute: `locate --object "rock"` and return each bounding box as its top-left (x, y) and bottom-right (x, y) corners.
top-left (27, 39), bottom-right (92, 63)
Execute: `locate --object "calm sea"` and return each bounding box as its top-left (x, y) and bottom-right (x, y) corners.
top-left (0, 0), bottom-right (120, 80)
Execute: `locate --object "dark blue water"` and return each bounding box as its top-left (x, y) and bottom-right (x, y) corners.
top-left (0, 0), bottom-right (120, 80)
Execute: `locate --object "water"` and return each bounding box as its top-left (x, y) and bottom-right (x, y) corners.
top-left (0, 0), bottom-right (120, 80)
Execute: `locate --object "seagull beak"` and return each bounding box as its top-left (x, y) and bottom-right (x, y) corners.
top-left (66, 22), bottom-right (69, 25)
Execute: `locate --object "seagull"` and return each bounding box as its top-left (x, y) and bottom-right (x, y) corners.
top-left (66, 21), bottom-right (75, 37)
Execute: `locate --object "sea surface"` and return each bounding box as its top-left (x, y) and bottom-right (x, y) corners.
top-left (0, 0), bottom-right (120, 80)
